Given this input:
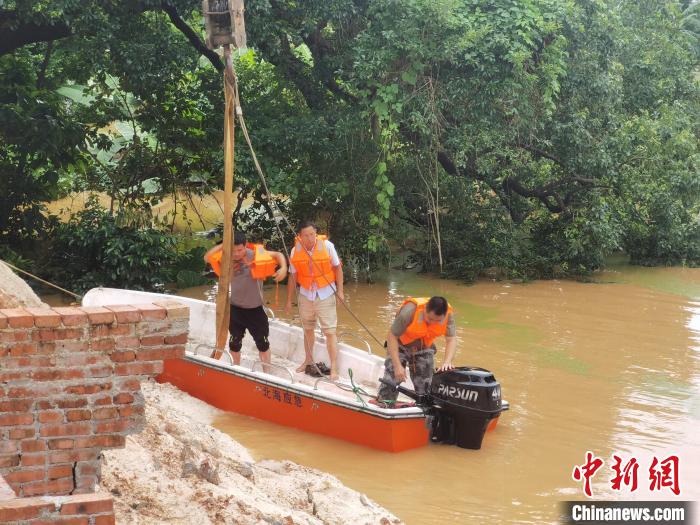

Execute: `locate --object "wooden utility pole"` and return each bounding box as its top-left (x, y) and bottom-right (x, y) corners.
top-left (202, 1), bottom-right (247, 358)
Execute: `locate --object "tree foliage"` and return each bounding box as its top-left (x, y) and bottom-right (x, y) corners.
top-left (1, 0), bottom-right (698, 286)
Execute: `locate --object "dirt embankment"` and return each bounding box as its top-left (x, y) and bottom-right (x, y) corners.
top-left (0, 261), bottom-right (47, 308)
top-left (101, 381), bottom-right (403, 525)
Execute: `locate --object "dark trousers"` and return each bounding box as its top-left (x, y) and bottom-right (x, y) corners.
top-left (229, 305), bottom-right (270, 353)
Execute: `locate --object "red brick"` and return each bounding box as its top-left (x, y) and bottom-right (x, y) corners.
top-left (0, 441), bottom-right (17, 453)
top-left (32, 328), bottom-right (84, 342)
top-left (0, 370), bottom-right (23, 382)
top-left (31, 516), bottom-right (90, 525)
top-left (22, 477), bottom-right (74, 496)
top-left (56, 398), bottom-right (88, 409)
top-left (154, 300), bottom-right (189, 319)
top-left (93, 324), bottom-right (132, 337)
top-left (66, 409), bottom-right (92, 422)
top-left (64, 383), bottom-right (111, 395)
top-left (32, 368), bottom-right (84, 381)
top-left (140, 335), bottom-right (164, 346)
top-left (37, 400), bottom-right (53, 410)
top-left (118, 405), bottom-right (145, 417)
top-left (90, 338), bottom-right (115, 352)
top-left (48, 438), bottom-right (75, 450)
top-left (12, 355), bottom-right (53, 367)
top-left (0, 330), bottom-right (29, 342)
top-left (137, 303), bottom-right (167, 320)
top-left (92, 407), bottom-right (118, 420)
top-left (136, 347), bottom-right (180, 361)
top-left (113, 393), bottom-right (134, 404)
top-left (105, 305), bottom-right (142, 323)
top-left (115, 378), bottom-right (142, 391)
top-left (38, 410), bottom-right (64, 423)
top-left (0, 454), bottom-right (20, 468)
top-left (164, 333), bottom-right (188, 344)
top-left (73, 435), bottom-right (125, 449)
top-left (94, 514), bottom-right (116, 525)
top-left (114, 336), bottom-right (139, 349)
top-left (2, 308), bottom-right (34, 328)
top-left (76, 462), bottom-right (99, 476)
top-left (20, 453), bottom-right (45, 467)
top-left (25, 308), bottom-right (62, 327)
top-left (40, 422), bottom-right (91, 437)
top-left (115, 362), bottom-right (163, 376)
top-left (0, 399), bottom-right (33, 412)
top-left (74, 475), bottom-right (97, 490)
top-left (3, 469), bottom-right (45, 484)
top-left (33, 519), bottom-right (90, 525)
top-left (110, 350), bottom-right (135, 362)
top-left (0, 311), bottom-right (7, 329)
top-left (94, 395), bottom-right (112, 406)
top-left (21, 440), bottom-right (47, 453)
top-left (87, 366), bottom-right (112, 378)
top-left (0, 499), bottom-right (54, 521)
top-left (48, 464), bottom-right (74, 480)
top-left (11, 428), bottom-right (37, 440)
top-left (80, 307), bottom-right (114, 325)
top-left (8, 342), bottom-right (37, 356)
top-left (61, 494), bottom-right (113, 516)
top-left (52, 306), bottom-right (88, 326)
top-left (0, 413), bottom-right (34, 426)
top-left (48, 450), bottom-right (98, 464)
top-left (55, 340), bottom-right (89, 352)
top-left (59, 353), bottom-right (100, 367)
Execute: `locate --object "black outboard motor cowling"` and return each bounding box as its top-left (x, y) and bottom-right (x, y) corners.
top-left (429, 367), bottom-right (505, 450)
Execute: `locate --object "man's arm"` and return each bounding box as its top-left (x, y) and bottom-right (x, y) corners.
top-left (203, 243), bottom-right (222, 263)
top-left (333, 263), bottom-right (344, 301)
top-left (386, 330), bottom-right (407, 383)
top-left (438, 336), bottom-right (457, 371)
top-left (285, 271), bottom-right (297, 312)
top-left (268, 250), bottom-right (288, 282)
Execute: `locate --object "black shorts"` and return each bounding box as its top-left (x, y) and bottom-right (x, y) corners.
top-left (228, 304), bottom-right (270, 352)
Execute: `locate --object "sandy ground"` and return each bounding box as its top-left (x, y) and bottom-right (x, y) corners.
top-left (0, 261), bottom-right (47, 308)
top-left (101, 381), bottom-right (403, 525)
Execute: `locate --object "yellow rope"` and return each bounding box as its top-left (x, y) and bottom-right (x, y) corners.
top-left (1, 259), bottom-right (82, 300)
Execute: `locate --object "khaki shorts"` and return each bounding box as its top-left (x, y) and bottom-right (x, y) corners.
top-left (298, 294), bottom-right (337, 333)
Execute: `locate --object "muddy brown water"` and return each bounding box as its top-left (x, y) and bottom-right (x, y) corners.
top-left (44, 262), bottom-right (699, 523)
top-left (174, 262), bottom-right (700, 524)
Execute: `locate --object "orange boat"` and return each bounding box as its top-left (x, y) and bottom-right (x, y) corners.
top-left (83, 288), bottom-right (508, 452)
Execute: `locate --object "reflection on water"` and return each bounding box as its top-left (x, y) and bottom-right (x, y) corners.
top-left (176, 265), bottom-right (700, 524)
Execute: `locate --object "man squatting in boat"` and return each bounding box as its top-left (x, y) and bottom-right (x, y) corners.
top-left (286, 221), bottom-right (344, 381)
top-left (204, 231), bottom-right (287, 366)
top-left (377, 297), bottom-right (457, 405)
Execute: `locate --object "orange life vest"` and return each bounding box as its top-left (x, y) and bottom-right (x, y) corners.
top-left (398, 297), bottom-right (453, 348)
top-left (205, 243), bottom-right (277, 280)
top-left (290, 235), bottom-right (336, 290)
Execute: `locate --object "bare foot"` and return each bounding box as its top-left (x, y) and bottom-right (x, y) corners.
top-left (296, 361), bottom-right (312, 373)
top-left (330, 370), bottom-right (339, 381)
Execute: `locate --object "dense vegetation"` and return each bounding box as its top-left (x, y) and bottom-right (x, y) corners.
top-left (1, 0), bottom-right (699, 291)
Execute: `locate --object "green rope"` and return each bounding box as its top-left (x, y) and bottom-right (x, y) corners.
top-left (347, 368), bottom-right (372, 408)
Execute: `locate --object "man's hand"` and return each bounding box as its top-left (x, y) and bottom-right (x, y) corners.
top-left (336, 290), bottom-right (344, 302)
top-left (393, 364), bottom-right (407, 383)
top-left (437, 361), bottom-right (455, 372)
top-left (273, 267), bottom-right (287, 282)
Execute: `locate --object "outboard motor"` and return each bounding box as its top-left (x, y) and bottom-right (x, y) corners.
top-left (428, 367), bottom-right (506, 449)
top-left (381, 366), bottom-right (508, 450)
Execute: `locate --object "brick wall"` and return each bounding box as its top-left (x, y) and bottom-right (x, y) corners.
top-left (0, 301), bottom-right (189, 523)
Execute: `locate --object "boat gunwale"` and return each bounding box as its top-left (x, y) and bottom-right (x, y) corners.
top-left (178, 351), bottom-right (427, 420)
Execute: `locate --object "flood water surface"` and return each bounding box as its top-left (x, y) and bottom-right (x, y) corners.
top-left (179, 265), bottom-right (700, 524)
